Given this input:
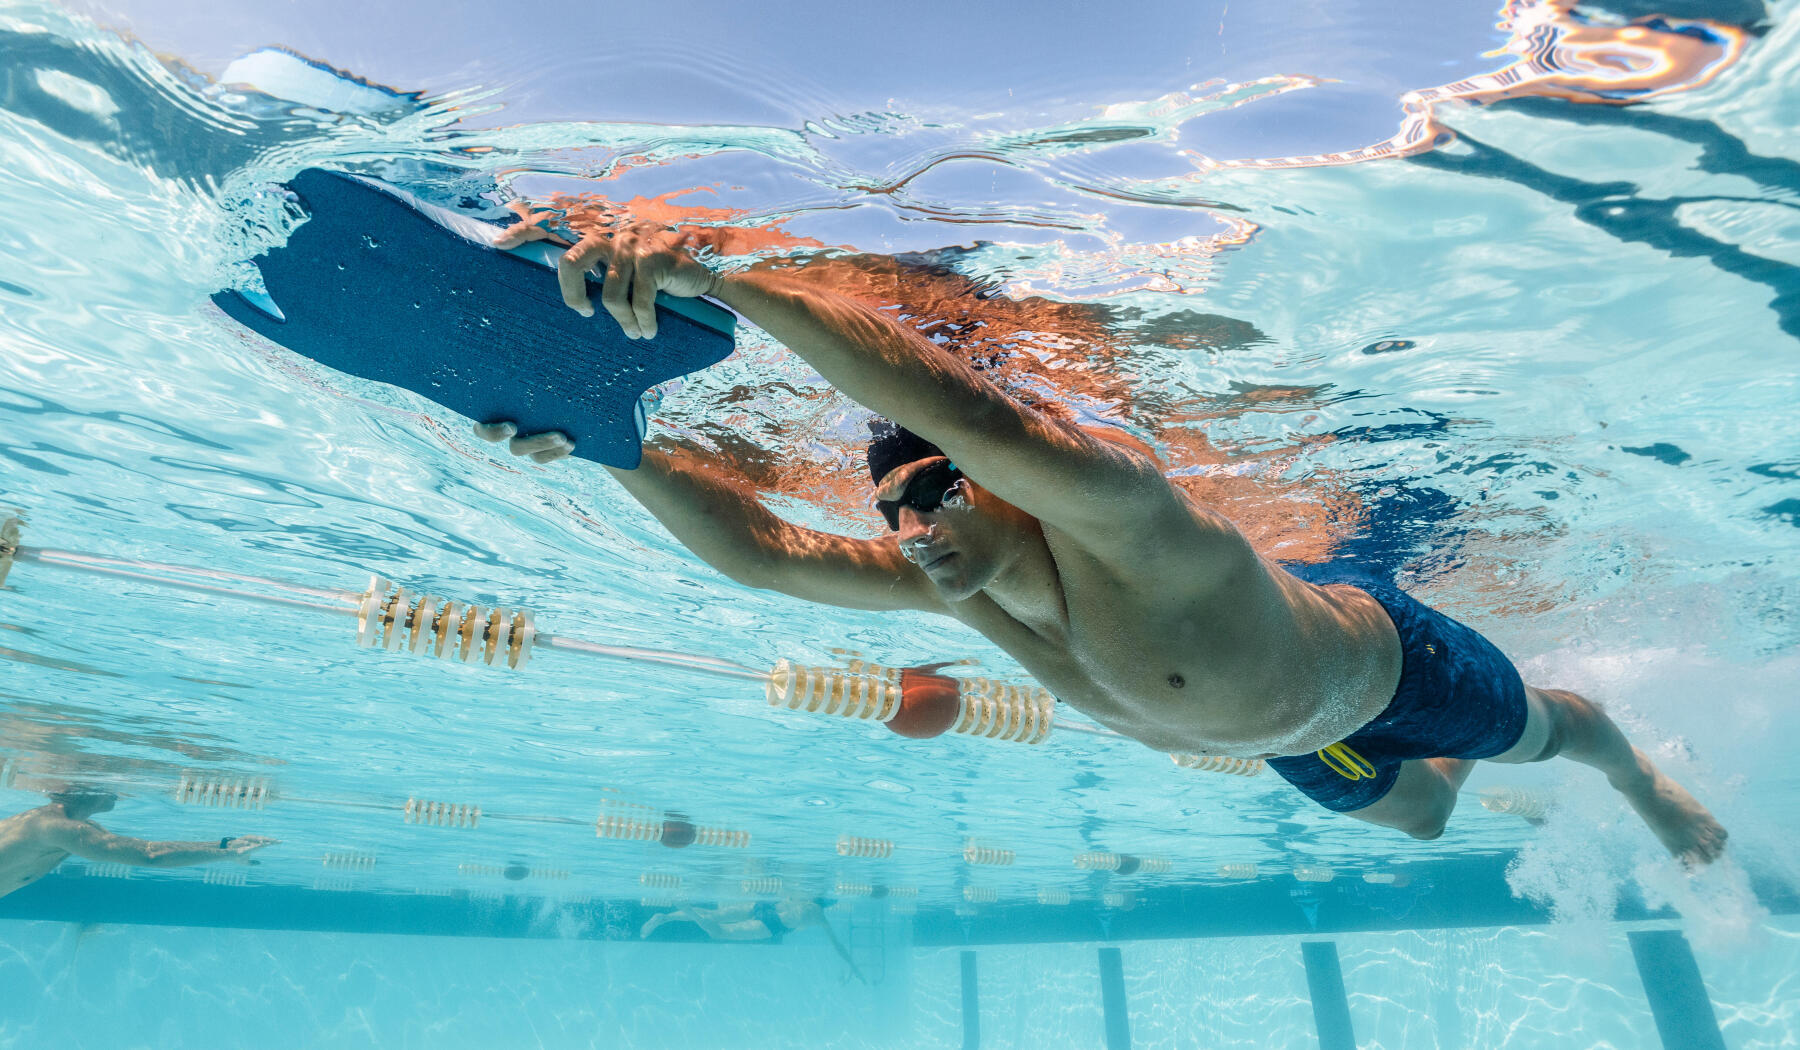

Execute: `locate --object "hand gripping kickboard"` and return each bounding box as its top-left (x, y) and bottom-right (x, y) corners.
top-left (212, 168), bottom-right (737, 469)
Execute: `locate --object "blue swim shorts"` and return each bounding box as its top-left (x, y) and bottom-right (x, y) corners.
top-left (1265, 564), bottom-right (1530, 813)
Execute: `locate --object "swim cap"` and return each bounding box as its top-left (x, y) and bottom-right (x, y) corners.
top-left (867, 418), bottom-right (946, 484)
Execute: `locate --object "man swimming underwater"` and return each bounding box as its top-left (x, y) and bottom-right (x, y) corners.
top-left (477, 219), bottom-right (1726, 865)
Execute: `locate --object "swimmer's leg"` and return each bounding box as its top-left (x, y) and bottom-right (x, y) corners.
top-left (640, 908), bottom-right (694, 938)
top-left (1340, 758), bottom-right (1478, 841)
top-left (1488, 686), bottom-right (1727, 864)
top-left (641, 904), bottom-right (760, 940)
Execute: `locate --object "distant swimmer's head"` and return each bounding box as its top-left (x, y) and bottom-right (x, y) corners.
top-left (866, 419), bottom-right (1035, 602)
top-left (48, 788), bottom-right (116, 819)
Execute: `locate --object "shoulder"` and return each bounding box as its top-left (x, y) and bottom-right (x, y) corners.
top-left (11, 807), bottom-right (68, 832)
top-left (0, 810), bottom-right (83, 854)
top-left (1047, 471), bottom-right (1251, 587)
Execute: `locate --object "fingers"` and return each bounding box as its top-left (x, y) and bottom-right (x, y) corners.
top-left (229, 835), bottom-right (277, 854)
top-left (601, 254), bottom-right (636, 337)
top-left (555, 223), bottom-right (681, 337)
top-left (493, 223), bottom-right (547, 249)
top-left (508, 430), bottom-right (575, 463)
top-left (476, 422), bottom-right (575, 464)
top-left (472, 421), bottom-right (518, 443)
top-left (558, 233), bottom-right (610, 317)
top-left (493, 202), bottom-right (563, 249)
top-left (631, 262), bottom-right (659, 340)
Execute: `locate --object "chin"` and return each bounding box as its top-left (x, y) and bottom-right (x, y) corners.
top-left (930, 566), bottom-right (985, 602)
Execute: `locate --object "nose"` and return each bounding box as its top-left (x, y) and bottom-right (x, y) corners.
top-left (895, 505), bottom-right (935, 545)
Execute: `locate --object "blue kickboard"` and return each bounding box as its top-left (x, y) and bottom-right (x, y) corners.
top-left (212, 168), bottom-right (737, 469)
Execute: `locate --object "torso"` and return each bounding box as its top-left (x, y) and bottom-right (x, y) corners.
top-left (0, 809), bottom-right (72, 899)
top-left (947, 504), bottom-right (1402, 759)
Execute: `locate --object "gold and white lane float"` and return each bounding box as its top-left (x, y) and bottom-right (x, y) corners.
top-left (0, 519), bottom-right (1263, 775)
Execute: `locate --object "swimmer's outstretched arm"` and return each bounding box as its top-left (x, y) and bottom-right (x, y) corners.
top-left (44, 819), bottom-right (275, 868)
top-left (498, 221), bottom-right (1185, 556)
top-left (475, 424), bottom-right (943, 614)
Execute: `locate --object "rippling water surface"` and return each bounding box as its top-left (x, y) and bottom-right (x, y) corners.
top-left (0, 0), bottom-right (1796, 973)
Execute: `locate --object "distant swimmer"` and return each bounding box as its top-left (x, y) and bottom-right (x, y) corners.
top-left (640, 897), bottom-right (825, 942)
top-left (0, 790), bottom-right (276, 898)
top-left (641, 897), bottom-right (867, 979)
top-left (478, 219), bottom-right (1727, 865)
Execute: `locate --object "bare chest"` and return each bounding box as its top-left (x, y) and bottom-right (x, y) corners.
top-left (954, 568), bottom-right (1276, 752)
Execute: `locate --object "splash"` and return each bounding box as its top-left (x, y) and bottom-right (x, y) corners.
top-left (1635, 854), bottom-right (1769, 953)
top-left (1502, 647), bottom-right (1793, 944)
top-left (1504, 768), bottom-right (1630, 925)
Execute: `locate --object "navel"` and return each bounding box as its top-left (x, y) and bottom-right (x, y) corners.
top-left (1167, 673), bottom-right (1185, 689)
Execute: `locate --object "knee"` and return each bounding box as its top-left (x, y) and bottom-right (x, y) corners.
top-left (1378, 794), bottom-right (1453, 840)
top-left (1401, 810), bottom-right (1449, 841)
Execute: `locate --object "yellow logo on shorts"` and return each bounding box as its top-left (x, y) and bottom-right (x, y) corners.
top-left (1318, 742), bottom-right (1377, 780)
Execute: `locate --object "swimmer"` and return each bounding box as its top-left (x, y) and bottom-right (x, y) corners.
top-left (640, 897), bottom-right (866, 980)
top-left (0, 790), bottom-right (276, 898)
top-left (478, 221), bottom-right (1727, 865)
top-left (0, 515), bottom-right (20, 587)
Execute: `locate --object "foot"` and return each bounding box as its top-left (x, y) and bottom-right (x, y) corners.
top-left (1617, 762), bottom-right (1728, 865)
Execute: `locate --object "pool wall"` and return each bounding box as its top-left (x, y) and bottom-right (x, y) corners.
top-left (3, 916), bottom-right (1794, 1048)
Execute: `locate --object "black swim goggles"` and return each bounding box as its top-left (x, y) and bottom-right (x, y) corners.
top-left (875, 459), bottom-right (965, 531)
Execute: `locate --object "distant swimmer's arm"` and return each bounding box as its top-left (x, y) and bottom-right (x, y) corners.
top-left (514, 221), bottom-right (1183, 559)
top-left (474, 424), bottom-right (944, 614)
top-left (44, 821), bottom-right (276, 868)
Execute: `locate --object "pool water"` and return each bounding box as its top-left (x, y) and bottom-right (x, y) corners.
top-left (0, 0), bottom-right (1797, 1046)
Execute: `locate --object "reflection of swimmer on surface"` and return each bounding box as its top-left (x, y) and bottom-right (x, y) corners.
top-left (640, 897), bottom-right (867, 980)
top-left (0, 790), bottom-right (276, 899)
top-left (475, 204), bottom-right (1726, 867)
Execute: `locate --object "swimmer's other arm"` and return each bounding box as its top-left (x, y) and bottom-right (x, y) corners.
top-left (44, 821), bottom-right (276, 867)
top-left (475, 424), bottom-right (941, 614)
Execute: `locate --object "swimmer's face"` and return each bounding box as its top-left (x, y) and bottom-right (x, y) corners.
top-left (875, 457), bottom-right (1035, 602)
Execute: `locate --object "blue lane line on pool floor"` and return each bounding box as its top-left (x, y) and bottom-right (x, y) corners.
top-left (1628, 929), bottom-right (1727, 1050)
top-left (1098, 946), bottom-right (1131, 1049)
top-left (1301, 941), bottom-right (1356, 1050)
top-left (960, 950), bottom-right (980, 1050)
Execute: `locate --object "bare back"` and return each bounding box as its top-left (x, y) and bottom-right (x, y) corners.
top-left (0, 807), bottom-right (77, 899)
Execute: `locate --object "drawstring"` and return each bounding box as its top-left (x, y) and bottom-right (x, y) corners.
top-left (1318, 742), bottom-right (1377, 780)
